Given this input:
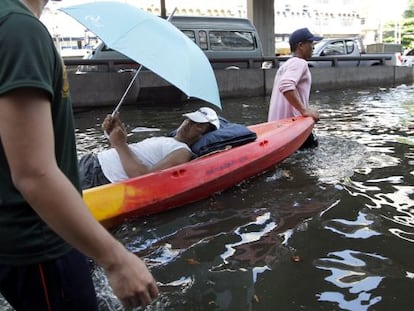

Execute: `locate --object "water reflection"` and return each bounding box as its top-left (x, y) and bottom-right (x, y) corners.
top-left (344, 177), bottom-right (414, 243)
top-left (315, 249), bottom-right (385, 310)
top-left (215, 212), bottom-right (277, 269)
top-left (324, 211), bottom-right (382, 239)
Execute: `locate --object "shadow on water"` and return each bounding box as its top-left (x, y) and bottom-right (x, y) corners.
top-left (1, 86), bottom-right (413, 311)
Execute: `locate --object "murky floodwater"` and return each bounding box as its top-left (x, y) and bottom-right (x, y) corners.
top-left (1, 85), bottom-right (413, 311)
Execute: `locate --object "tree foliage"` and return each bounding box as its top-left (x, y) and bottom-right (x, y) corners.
top-left (382, 0), bottom-right (414, 49)
top-left (403, 0), bottom-right (414, 18)
top-left (401, 0), bottom-right (414, 47)
top-left (402, 17), bottom-right (414, 48)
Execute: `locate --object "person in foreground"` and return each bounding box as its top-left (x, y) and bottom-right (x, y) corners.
top-left (268, 27), bottom-right (322, 148)
top-left (0, 0), bottom-right (158, 310)
top-left (79, 107), bottom-right (220, 189)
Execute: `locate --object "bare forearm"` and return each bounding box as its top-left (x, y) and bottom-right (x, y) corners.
top-left (283, 90), bottom-right (319, 122)
top-left (114, 143), bottom-right (150, 177)
top-left (283, 90), bottom-right (306, 113)
top-left (16, 168), bottom-right (159, 306)
top-left (15, 167), bottom-right (123, 268)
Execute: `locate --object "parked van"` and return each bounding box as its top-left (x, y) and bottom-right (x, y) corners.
top-left (80, 15), bottom-right (263, 71)
top-left (171, 16), bottom-right (263, 68)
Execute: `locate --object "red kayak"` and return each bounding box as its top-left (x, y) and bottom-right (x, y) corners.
top-left (83, 117), bottom-right (314, 227)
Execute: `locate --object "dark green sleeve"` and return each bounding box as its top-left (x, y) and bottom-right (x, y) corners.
top-left (0, 12), bottom-right (55, 98)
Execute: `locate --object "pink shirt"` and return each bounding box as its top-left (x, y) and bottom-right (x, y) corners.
top-left (268, 57), bottom-right (312, 121)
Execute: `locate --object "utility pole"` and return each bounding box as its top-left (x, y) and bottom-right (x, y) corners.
top-left (161, 0), bottom-right (166, 18)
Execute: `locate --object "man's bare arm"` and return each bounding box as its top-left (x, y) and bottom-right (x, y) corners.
top-left (283, 90), bottom-right (319, 122)
top-left (110, 126), bottom-right (192, 177)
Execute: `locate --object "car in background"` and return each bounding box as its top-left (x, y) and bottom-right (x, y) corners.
top-left (308, 37), bottom-right (402, 67)
top-left (78, 42), bottom-right (137, 72)
top-left (402, 48), bottom-right (414, 67)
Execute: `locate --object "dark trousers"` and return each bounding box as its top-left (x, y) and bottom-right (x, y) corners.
top-left (78, 153), bottom-right (110, 190)
top-left (300, 132), bottom-right (319, 150)
top-left (0, 249), bottom-right (98, 311)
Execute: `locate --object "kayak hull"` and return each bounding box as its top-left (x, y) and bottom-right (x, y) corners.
top-left (83, 117), bottom-right (314, 227)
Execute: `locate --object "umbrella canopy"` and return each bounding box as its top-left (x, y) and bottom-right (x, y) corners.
top-left (60, 1), bottom-right (221, 109)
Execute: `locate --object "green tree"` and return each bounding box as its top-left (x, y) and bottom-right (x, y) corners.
top-left (401, 0), bottom-right (414, 48)
top-left (382, 0), bottom-right (414, 49)
top-left (401, 17), bottom-right (414, 48)
top-left (382, 21), bottom-right (399, 44)
top-left (403, 0), bottom-right (414, 18)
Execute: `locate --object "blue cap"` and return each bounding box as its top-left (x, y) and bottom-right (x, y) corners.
top-left (289, 28), bottom-right (322, 48)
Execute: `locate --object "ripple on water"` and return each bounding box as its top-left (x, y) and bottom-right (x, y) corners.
top-left (286, 135), bottom-right (369, 184)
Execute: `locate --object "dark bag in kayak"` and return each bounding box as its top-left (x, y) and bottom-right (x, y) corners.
top-left (191, 117), bottom-right (257, 156)
top-left (170, 117), bottom-right (257, 157)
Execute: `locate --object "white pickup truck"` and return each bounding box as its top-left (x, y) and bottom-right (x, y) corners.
top-left (308, 37), bottom-right (402, 67)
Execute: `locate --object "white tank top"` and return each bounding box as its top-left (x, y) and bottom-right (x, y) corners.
top-left (97, 136), bottom-right (191, 183)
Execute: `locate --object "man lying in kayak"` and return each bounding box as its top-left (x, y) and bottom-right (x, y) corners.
top-left (79, 107), bottom-right (220, 189)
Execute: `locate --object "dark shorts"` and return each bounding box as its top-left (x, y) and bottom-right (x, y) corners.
top-left (78, 153), bottom-right (110, 190)
top-left (0, 249), bottom-right (98, 311)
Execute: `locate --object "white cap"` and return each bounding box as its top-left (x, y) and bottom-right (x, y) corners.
top-left (183, 107), bottom-right (220, 130)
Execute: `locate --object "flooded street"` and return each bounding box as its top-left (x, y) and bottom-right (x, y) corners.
top-left (2, 85), bottom-right (413, 311)
top-left (85, 85), bottom-right (413, 311)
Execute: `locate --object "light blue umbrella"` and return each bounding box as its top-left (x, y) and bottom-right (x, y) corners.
top-left (60, 1), bottom-right (221, 109)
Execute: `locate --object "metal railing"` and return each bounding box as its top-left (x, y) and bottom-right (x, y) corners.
top-left (64, 55), bottom-right (394, 72)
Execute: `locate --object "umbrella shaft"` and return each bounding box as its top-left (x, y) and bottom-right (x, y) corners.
top-left (111, 7), bottom-right (177, 117)
top-left (112, 66), bottom-right (142, 117)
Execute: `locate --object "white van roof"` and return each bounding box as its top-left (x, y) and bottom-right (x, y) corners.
top-left (170, 16), bottom-right (257, 31)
